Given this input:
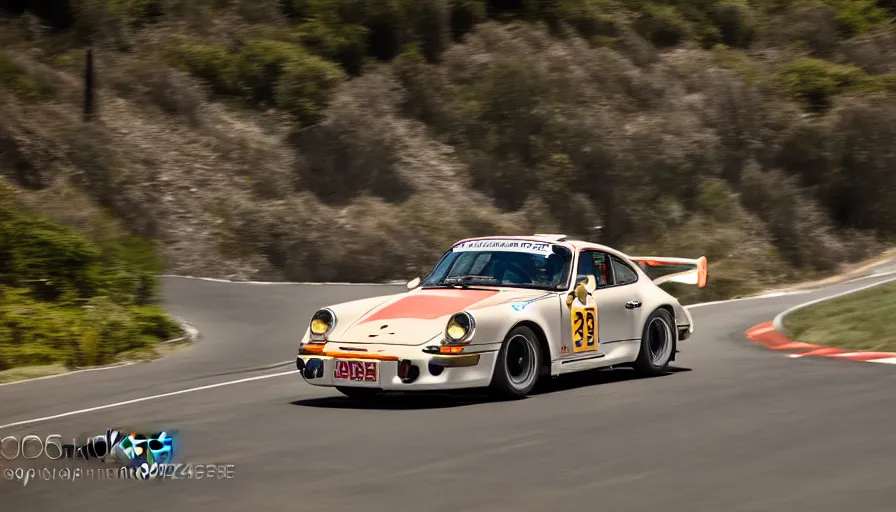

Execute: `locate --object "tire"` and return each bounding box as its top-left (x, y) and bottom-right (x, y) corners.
top-left (633, 308), bottom-right (676, 376)
top-left (336, 387), bottom-right (384, 399)
top-left (489, 325), bottom-right (542, 398)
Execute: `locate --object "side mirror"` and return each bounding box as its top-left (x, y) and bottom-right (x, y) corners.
top-left (406, 277), bottom-right (421, 290)
top-left (574, 282), bottom-right (588, 305)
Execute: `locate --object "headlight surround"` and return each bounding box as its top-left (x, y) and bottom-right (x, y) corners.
top-left (309, 308), bottom-right (336, 337)
top-left (445, 312), bottom-right (475, 344)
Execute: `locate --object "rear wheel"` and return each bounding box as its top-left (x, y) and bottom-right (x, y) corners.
top-left (336, 387), bottom-right (384, 399)
top-left (633, 309), bottom-right (676, 376)
top-left (489, 325), bottom-right (542, 398)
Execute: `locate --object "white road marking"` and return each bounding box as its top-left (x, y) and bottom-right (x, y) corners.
top-left (846, 270), bottom-right (896, 281)
top-left (684, 290), bottom-right (807, 309)
top-left (0, 370), bottom-right (298, 431)
top-left (870, 358), bottom-right (896, 364)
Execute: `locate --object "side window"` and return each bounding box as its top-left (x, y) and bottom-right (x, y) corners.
top-left (589, 252), bottom-right (612, 288)
top-left (575, 251), bottom-right (598, 288)
top-left (610, 255), bottom-right (638, 285)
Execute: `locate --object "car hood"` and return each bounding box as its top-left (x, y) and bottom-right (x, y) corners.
top-left (338, 287), bottom-right (552, 345)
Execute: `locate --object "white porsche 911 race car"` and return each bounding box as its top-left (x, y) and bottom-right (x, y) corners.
top-left (295, 234), bottom-right (708, 398)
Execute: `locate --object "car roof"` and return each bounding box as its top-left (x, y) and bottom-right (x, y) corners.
top-left (452, 235), bottom-right (624, 256)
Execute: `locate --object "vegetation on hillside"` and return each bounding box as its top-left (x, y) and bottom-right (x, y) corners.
top-left (784, 280), bottom-right (896, 352)
top-left (0, 0), bottom-right (895, 312)
top-left (0, 182), bottom-right (181, 371)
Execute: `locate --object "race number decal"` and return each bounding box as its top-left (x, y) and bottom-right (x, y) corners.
top-left (570, 305), bottom-right (598, 353)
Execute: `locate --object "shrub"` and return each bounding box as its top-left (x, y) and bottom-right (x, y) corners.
top-left (297, 17), bottom-right (369, 75)
top-left (0, 182), bottom-right (178, 370)
top-left (393, 48), bottom-right (449, 126)
top-left (708, 1), bottom-right (757, 48)
top-left (289, 72), bottom-right (412, 203)
top-left (132, 305), bottom-right (182, 340)
top-left (634, 4), bottom-right (691, 48)
top-left (824, 94), bottom-right (896, 235)
top-left (0, 287), bottom-right (83, 370)
top-left (167, 37), bottom-right (346, 125)
top-left (827, 0), bottom-right (891, 38)
top-left (739, 165), bottom-right (845, 270)
top-left (0, 53), bottom-right (58, 101)
top-left (103, 55), bottom-right (208, 126)
top-left (274, 51), bottom-right (346, 126)
top-left (234, 39), bottom-right (308, 107)
top-left (449, 0), bottom-right (487, 41)
top-left (0, 207), bottom-right (102, 302)
top-left (776, 58), bottom-right (867, 112)
top-left (165, 37), bottom-right (238, 96)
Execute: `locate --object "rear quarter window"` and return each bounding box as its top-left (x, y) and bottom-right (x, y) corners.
top-left (610, 255), bottom-right (639, 285)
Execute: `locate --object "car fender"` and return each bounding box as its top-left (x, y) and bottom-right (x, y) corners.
top-left (464, 292), bottom-right (564, 361)
top-left (634, 282), bottom-right (691, 336)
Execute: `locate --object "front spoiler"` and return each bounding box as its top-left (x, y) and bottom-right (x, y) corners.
top-left (295, 346), bottom-right (499, 391)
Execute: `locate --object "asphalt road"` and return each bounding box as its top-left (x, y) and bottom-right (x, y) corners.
top-left (2, 261), bottom-right (896, 511)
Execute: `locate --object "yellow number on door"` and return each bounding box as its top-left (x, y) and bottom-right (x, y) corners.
top-left (571, 305), bottom-right (598, 353)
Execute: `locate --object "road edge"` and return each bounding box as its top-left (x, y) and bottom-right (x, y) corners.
top-left (0, 317), bottom-right (201, 387)
top-left (746, 275), bottom-right (896, 365)
top-left (771, 275), bottom-right (896, 332)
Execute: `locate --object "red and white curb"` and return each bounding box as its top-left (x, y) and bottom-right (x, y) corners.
top-left (745, 322), bottom-right (896, 364)
top-left (745, 275), bottom-right (896, 365)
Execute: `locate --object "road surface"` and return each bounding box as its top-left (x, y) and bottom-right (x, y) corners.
top-left (2, 260), bottom-right (896, 511)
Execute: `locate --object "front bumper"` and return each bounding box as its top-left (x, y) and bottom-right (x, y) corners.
top-left (295, 343), bottom-right (500, 391)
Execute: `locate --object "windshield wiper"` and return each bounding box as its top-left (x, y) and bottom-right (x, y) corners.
top-left (437, 275), bottom-right (499, 288)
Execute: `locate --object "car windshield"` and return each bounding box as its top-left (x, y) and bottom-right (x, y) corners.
top-left (422, 240), bottom-right (573, 291)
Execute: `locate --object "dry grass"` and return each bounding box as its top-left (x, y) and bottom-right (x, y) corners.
top-left (784, 281), bottom-right (896, 352)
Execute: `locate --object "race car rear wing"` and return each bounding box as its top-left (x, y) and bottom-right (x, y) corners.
top-left (628, 255), bottom-right (708, 288)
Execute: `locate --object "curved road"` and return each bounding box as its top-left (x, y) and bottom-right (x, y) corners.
top-left (3, 261), bottom-right (896, 511)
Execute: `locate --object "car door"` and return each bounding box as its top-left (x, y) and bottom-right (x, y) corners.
top-left (557, 249), bottom-right (601, 358)
top-left (592, 253), bottom-right (643, 344)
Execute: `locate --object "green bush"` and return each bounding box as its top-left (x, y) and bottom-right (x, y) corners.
top-left (297, 18), bottom-right (369, 75)
top-left (0, 288), bottom-right (83, 369)
top-left (825, 0), bottom-right (892, 37)
top-left (0, 208), bottom-right (102, 302)
top-left (0, 183), bottom-right (179, 371)
top-left (274, 52), bottom-right (346, 125)
top-left (132, 305), bottom-right (182, 340)
top-left (165, 37), bottom-right (238, 96)
top-left (166, 37), bottom-right (345, 125)
top-left (634, 4), bottom-right (691, 47)
top-left (234, 39), bottom-right (305, 106)
top-left (776, 58), bottom-right (867, 112)
top-left (0, 53), bottom-right (57, 101)
top-left (708, 1), bottom-right (756, 48)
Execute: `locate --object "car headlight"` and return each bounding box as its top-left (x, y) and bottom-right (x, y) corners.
top-left (309, 308), bottom-right (336, 337)
top-left (445, 312), bottom-right (474, 343)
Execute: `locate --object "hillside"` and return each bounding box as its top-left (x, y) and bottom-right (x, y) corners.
top-left (1, 0), bottom-right (896, 310)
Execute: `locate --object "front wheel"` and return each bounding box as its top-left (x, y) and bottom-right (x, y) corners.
top-left (489, 325), bottom-right (542, 398)
top-left (633, 309), bottom-right (676, 376)
top-left (336, 387), bottom-right (384, 399)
